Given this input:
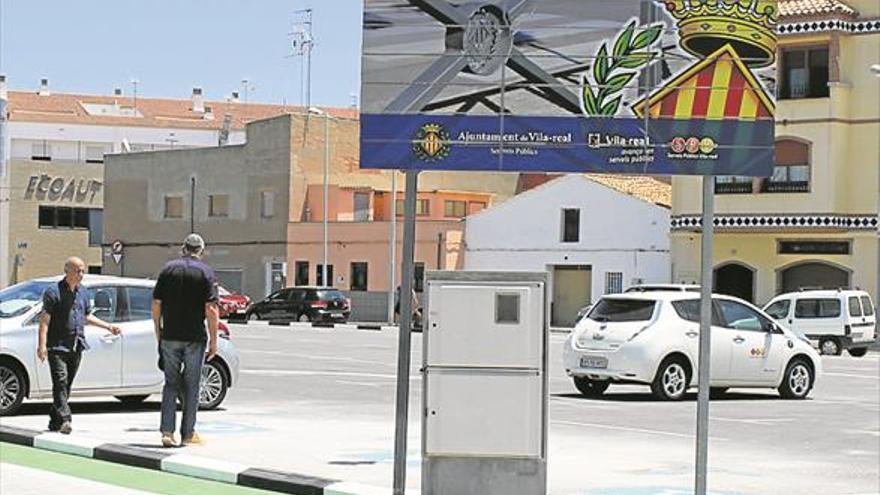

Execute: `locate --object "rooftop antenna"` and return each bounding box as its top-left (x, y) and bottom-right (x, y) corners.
top-left (350, 92), bottom-right (358, 109)
top-left (241, 79), bottom-right (256, 103)
top-left (130, 78), bottom-right (139, 110)
top-left (290, 9), bottom-right (314, 111)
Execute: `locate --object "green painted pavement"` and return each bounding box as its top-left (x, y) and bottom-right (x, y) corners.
top-left (0, 442), bottom-right (281, 495)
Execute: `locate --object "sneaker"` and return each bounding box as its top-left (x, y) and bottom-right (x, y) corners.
top-left (59, 422), bottom-right (72, 435)
top-left (161, 433), bottom-right (177, 448)
top-left (180, 433), bottom-right (204, 446)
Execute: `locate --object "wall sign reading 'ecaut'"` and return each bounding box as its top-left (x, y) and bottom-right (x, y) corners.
top-left (24, 174), bottom-right (103, 203)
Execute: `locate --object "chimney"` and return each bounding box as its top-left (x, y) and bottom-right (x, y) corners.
top-left (230, 91), bottom-right (240, 103)
top-left (0, 75), bottom-right (7, 99)
top-left (39, 78), bottom-right (50, 96)
top-left (114, 87), bottom-right (123, 96)
top-left (191, 87), bottom-right (204, 113)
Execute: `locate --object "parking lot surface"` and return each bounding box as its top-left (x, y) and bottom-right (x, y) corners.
top-left (2, 324), bottom-right (878, 495)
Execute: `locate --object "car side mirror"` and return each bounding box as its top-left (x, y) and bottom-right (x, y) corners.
top-left (768, 322), bottom-right (783, 334)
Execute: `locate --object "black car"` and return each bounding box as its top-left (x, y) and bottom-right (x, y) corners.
top-left (246, 287), bottom-right (351, 323)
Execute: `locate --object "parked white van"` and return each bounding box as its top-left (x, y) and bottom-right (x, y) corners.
top-left (763, 289), bottom-right (876, 357)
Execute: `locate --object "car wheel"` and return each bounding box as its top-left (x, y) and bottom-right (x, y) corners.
top-left (248, 312), bottom-right (261, 322)
top-left (573, 376), bottom-right (610, 398)
top-left (199, 361), bottom-right (228, 410)
top-left (298, 313), bottom-right (311, 323)
top-left (0, 362), bottom-right (26, 416)
top-left (847, 347), bottom-right (868, 358)
top-left (115, 395), bottom-right (150, 405)
top-left (778, 359), bottom-right (813, 400)
top-left (651, 357), bottom-right (690, 401)
top-left (819, 337), bottom-right (841, 356)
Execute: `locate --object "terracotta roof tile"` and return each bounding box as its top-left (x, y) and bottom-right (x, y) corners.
top-left (584, 174), bottom-right (672, 208)
top-left (5, 90), bottom-right (358, 129)
top-left (778, 0), bottom-right (858, 19)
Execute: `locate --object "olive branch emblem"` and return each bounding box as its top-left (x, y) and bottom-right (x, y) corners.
top-left (582, 21), bottom-right (663, 116)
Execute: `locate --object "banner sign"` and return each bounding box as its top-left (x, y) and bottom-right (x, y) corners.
top-left (360, 0), bottom-right (777, 176)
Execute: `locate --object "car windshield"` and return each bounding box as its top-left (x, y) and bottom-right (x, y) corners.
top-left (317, 290), bottom-right (345, 301)
top-left (588, 298), bottom-right (656, 323)
top-left (0, 281), bottom-right (52, 318)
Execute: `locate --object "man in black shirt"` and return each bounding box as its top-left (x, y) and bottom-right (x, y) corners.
top-left (38, 257), bottom-right (120, 434)
top-left (151, 234), bottom-right (219, 448)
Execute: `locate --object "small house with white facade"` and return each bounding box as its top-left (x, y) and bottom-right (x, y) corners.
top-left (464, 174), bottom-right (672, 327)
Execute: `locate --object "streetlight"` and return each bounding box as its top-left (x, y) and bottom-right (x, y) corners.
top-left (308, 107), bottom-right (331, 287)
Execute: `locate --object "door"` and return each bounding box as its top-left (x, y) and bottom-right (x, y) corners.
top-left (121, 286), bottom-right (164, 389)
top-left (552, 265), bottom-right (591, 327)
top-left (792, 297), bottom-right (843, 338)
top-left (716, 299), bottom-right (786, 385)
top-left (670, 299), bottom-right (732, 384)
top-left (714, 264), bottom-right (755, 303)
top-left (859, 296), bottom-right (876, 341)
top-left (263, 290), bottom-right (288, 319)
top-left (75, 286), bottom-right (124, 390)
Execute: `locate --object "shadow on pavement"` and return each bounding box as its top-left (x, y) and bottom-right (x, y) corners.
top-left (552, 391), bottom-right (783, 402)
top-left (11, 401), bottom-right (161, 417)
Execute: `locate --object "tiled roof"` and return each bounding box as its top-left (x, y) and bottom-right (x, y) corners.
top-left (5, 90), bottom-right (358, 129)
top-left (585, 174), bottom-right (672, 208)
top-left (779, 0), bottom-right (858, 19)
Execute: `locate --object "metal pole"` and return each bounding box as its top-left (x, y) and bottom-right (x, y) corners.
top-left (695, 176), bottom-right (715, 495)
top-left (392, 170), bottom-right (419, 495)
top-left (322, 115), bottom-right (329, 286)
top-left (388, 172), bottom-right (398, 323)
top-left (190, 177), bottom-right (196, 234)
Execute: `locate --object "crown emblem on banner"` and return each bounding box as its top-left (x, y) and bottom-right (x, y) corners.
top-left (661, 0), bottom-right (778, 67)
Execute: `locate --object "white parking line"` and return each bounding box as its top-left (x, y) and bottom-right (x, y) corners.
top-left (823, 372), bottom-right (880, 380)
top-left (552, 420), bottom-right (727, 441)
top-left (241, 369), bottom-right (420, 380)
top-left (711, 417), bottom-right (795, 425)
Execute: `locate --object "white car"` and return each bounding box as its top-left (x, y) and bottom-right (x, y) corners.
top-left (0, 275), bottom-right (240, 416)
top-left (563, 292), bottom-right (822, 401)
top-left (764, 289), bottom-right (876, 357)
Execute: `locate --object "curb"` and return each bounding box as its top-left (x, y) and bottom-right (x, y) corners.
top-left (0, 425), bottom-right (392, 495)
top-left (226, 319), bottom-right (394, 332)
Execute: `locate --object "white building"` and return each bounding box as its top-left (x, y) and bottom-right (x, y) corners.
top-left (464, 174), bottom-right (672, 327)
top-left (0, 77), bottom-right (306, 287)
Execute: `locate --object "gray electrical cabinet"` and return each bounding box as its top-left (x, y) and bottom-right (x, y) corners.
top-left (422, 271), bottom-right (548, 495)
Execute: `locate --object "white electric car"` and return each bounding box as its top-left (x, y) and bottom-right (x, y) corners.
top-left (563, 291), bottom-right (822, 401)
top-left (0, 275), bottom-right (240, 416)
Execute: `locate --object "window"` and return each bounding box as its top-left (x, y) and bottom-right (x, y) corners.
top-left (605, 272), bottom-right (623, 294)
top-left (714, 176), bottom-right (753, 194)
top-left (295, 261), bottom-right (309, 286)
top-left (209, 194), bottom-right (229, 218)
top-left (396, 199), bottom-right (430, 216)
top-left (351, 262), bottom-right (368, 291)
top-left (164, 196), bottom-right (183, 219)
top-left (261, 191), bottom-right (275, 219)
top-left (495, 293), bottom-right (520, 324)
top-left (795, 298), bottom-right (841, 319)
top-left (38, 206), bottom-right (95, 230)
top-left (780, 47), bottom-right (829, 99)
top-left (444, 200), bottom-right (466, 218)
top-left (763, 139), bottom-right (810, 193)
top-left (126, 287), bottom-right (154, 322)
top-left (860, 296), bottom-right (874, 317)
top-left (778, 241), bottom-right (849, 255)
top-left (31, 141), bottom-right (51, 161)
top-left (85, 145), bottom-right (105, 164)
top-left (87, 286), bottom-right (125, 323)
top-left (561, 208), bottom-right (580, 243)
top-left (88, 266), bottom-right (102, 275)
top-left (215, 270), bottom-right (244, 293)
top-left (848, 297), bottom-right (863, 317)
top-left (88, 210), bottom-right (103, 246)
top-left (764, 300), bottom-right (791, 320)
top-left (717, 300), bottom-right (767, 332)
top-left (354, 192), bottom-right (370, 222)
top-left (468, 201), bottom-right (487, 215)
top-left (672, 299), bottom-right (724, 325)
top-left (414, 262), bottom-right (425, 292)
top-left (588, 299), bottom-right (656, 323)
top-left (316, 264), bottom-right (334, 287)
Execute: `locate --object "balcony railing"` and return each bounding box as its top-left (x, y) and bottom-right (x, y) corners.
top-left (714, 182), bottom-right (754, 194)
top-left (761, 181), bottom-right (810, 193)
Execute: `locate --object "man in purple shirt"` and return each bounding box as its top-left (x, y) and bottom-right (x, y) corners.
top-left (151, 234), bottom-right (219, 448)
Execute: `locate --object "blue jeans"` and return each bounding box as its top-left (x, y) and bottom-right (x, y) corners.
top-left (159, 340), bottom-right (206, 438)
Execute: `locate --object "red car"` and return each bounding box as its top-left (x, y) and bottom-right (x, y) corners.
top-left (218, 285), bottom-right (251, 319)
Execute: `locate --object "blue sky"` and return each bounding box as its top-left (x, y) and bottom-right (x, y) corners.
top-left (0, 0), bottom-right (364, 108)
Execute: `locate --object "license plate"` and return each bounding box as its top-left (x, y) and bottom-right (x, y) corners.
top-left (235, 309), bottom-right (246, 315)
top-left (580, 356), bottom-right (608, 369)
top-left (851, 332), bottom-right (863, 339)
top-left (331, 311), bottom-right (344, 317)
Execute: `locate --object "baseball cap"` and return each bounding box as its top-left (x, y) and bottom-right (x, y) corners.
top-left (183, 233), bottom-right (206, 251)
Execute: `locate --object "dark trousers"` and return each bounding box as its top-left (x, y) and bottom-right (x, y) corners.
top-left (48, 351), bottom-right (82, 428)
top-left (160, 340), bottom-right (206, 438)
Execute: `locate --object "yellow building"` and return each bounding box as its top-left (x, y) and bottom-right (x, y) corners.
top-left (671, 0), bottom-right (880, 305)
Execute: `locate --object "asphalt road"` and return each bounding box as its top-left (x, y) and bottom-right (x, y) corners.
top-left (2, 324), bottom-right (878, 495)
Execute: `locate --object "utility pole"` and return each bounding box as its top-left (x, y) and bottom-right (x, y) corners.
top-left (290, 9), bottom-right (314, 110)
